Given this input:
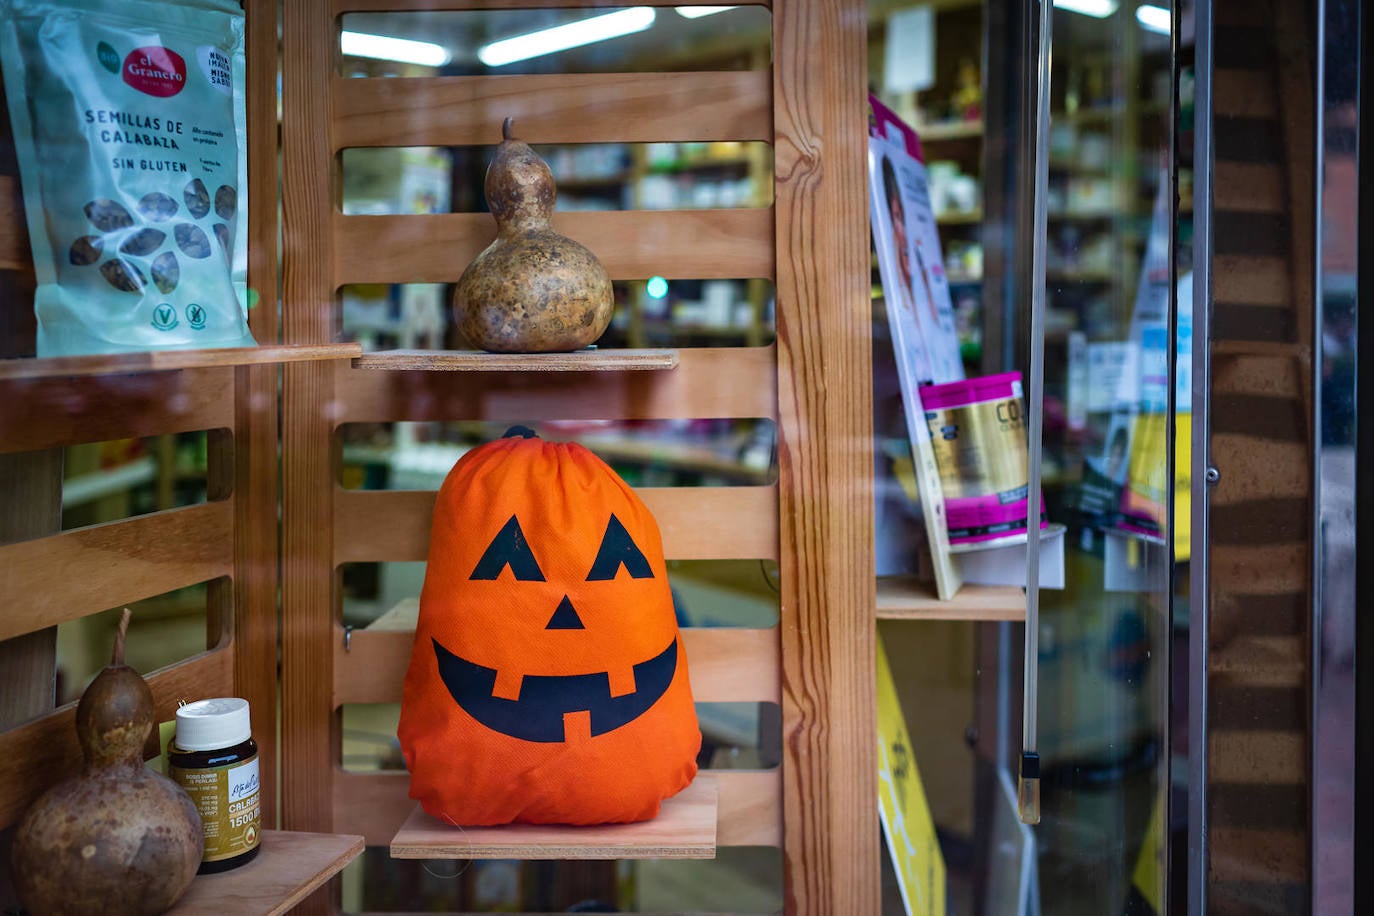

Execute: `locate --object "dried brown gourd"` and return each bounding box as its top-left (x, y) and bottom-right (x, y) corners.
top-left (455, 118), bottom-right (614, 352)
top-left (11, 610), bottom-right (203, 915)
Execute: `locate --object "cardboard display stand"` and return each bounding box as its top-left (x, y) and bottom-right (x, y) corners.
top-left (869, 97), bottom-right (1064, 598)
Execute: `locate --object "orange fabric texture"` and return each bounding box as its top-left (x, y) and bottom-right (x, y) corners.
top-left (398, 430), bottom-right (700, 826)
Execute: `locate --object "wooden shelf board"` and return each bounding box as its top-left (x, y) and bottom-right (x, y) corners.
top-left (352, 348), bottom-right (679, 372)
top-left (876, 576), bottom-right (1025, 621)
top-left (916, 120), bottom-right (984, 142)
top-left (168, 830), bottom-right (363, 916)
top-left (390, 777), bottom-right (718, 860)
top-left (1046, 271), bottom-right (1115, 284)
top-left (646, 154), bottom-right (753, 174)
top-left (935, 209), bottom-right (983, 225)
top-left (0, 343), bottom-right (362, 381)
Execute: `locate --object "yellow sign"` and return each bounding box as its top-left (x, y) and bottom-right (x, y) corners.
top-left (876, 632), bottom-right (946, 916)
top-left (1122, 411), bottom-right (1192, 562)
top-left (1130, 790), bottom-right (1165, 913)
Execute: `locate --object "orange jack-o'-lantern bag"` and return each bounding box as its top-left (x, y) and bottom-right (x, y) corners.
top-left (398, 427), bottom-right (700, 826)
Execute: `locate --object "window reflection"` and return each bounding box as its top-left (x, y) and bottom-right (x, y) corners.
top-left (870, 2), bottom-right (1177, 912)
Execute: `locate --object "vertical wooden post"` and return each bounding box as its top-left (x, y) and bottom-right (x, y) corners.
top-left (233, 0), bottom-right (287, 831)
top-left (772, 0), bottom-right (879, 912)
top-left (279, 13), bottom-right (339, 916)
top-left (0, 450), bottom-right (62, 726)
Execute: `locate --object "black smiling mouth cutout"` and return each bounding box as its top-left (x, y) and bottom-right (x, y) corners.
top-left (433, 635), bottom-right (678, 743)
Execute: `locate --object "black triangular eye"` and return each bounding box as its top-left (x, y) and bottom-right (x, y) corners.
top-left (586, 514), bottom-right (654, 581)
top-left (470, 515), bottom-right (545, 581)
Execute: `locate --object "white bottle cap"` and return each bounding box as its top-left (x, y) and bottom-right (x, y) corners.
top-left (175, 697), bottom-right (252, 751)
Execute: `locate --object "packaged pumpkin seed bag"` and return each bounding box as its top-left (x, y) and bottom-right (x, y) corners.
top-left (0, 0), bottom-right (254, 355)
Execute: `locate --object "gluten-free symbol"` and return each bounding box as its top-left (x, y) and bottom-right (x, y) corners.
top-left (152, 304), bottom-right (178, 331)
top-left (186, 303), bottom-right (207, 329)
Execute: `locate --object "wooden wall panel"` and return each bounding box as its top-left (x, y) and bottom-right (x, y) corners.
top-left (0, 367), bottom-right (236, 455)
top-left (0, 502), bottom-right (234, 642)
top-left (335, 626), bottom-right (780, 706)
top-left (334, 346), bottom-right (778, 424)
top-left (334, 210), bottom-right (775, 285)
top-left (332, 769), bottom-right (782, 850)
top-left (0, 649), bottom-right (232, 830)
top-left (334, 72), bottom-right (772, 148)
top-left (284, 0), bottom-right (873, 911)
top-left (334, 486), bottom-right (779, 564)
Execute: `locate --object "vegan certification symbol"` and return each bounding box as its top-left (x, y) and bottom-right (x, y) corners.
top-left (152, 303), bottom-right (178, 331)
top-left (186, 303), bottom-right (206, 329)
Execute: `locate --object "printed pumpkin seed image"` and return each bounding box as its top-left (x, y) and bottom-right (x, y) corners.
top-left (119, 228), bottom-right (166, 257)
top-left (152, 251), bottom-right (180, 295)
top-left (214, 185), bottom-right (236, 221)
top-left (175, 224), bottom-right (212, 259)
top-left (69, 181), bottom-right (234, 296)
top-left (137, 192), bottom-right (178, 222)
top-left (99, 258), bottom-right (146, 292)
top-left (84, 199), bottom-right (134, 233)
top-left (69, 236), bottom-right (104, 266)
top-left (213, 224), bottom-right (231, 261)
top-left (183, 179), bottom-right (211, 219)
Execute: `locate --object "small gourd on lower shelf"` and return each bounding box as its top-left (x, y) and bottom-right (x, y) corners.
top-left (454, 117), bottom-right (614, 353)
top-left (11, 609), bottom-right (203, 915)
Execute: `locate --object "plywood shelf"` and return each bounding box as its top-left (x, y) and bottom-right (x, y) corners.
top-left (0, 343), bottom-right (363, 381)
top-left (168, 830), bottom-right (363, 916)
top-left (390, 777), bottom-right (718, 861)
top-left (351, 348), bottom-right (679, 372)
top-left (876, 575), bottom-right (1025, 622)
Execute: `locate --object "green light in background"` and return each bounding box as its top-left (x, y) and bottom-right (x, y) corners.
top-left (646, 276), bottom-right (669, 299)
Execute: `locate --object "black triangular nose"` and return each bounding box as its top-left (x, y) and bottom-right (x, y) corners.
top-left (546, 595), bottom-right (584, 629)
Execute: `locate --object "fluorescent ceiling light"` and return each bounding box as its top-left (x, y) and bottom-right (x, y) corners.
top-left (1136, 4), bottom-right (1171, 34)
top-left (341, 30), bottom-right (452, 67)
top-left (675, 6), bottom-right (737, 18)
top-left (1052, 0), bottom-right (1118, 17)
top-left (479, 8), bottom-right (656, 67)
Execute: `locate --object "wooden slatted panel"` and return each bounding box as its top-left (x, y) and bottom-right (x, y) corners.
top-left (0, 366), bottom-right (236, 455)
top-left (334, 486), bottom-right (779, 564)
top-left (0, 344), bottom-right (362, 382)
top-left (0, 174), bottom-right (26, 270)
top-left (334, 210), bottom-right (775, 286)
top-left (1212, 68), bottom-right (1280, 119)
top-left (333, 0), bottom-right (770, 12)
top-left (1213, 255), bottom-right (1290, 306)
top-left (334, 72), bottom-right (771, 149)
top-left (334, 625), bottom-right (779, 706)
top-left (1206, 3), bottom-right (1314, 906)
top-left (1208, 731), bottom-right (1308, 785)
top-left (334, 346), bottom-right (777, 424)
top-left (1213, 162), bottom-right (1285, 212)
top-left (1210, 543), bottom-right (1307, 594)
top-left (0, 648), bottom-right (232, 829)
top-left (1210, 636), bottom-right (1306, 687)
top-left (1210, 829), bottom-right (1307, 883)
top-left (332, 768), bottom-right (780, 849)
top-left (0, 502), bottom-right (233, 642)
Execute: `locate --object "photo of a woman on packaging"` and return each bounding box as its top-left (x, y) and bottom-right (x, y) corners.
top-left (882, 156), bottom-right (917, 311)
top-left (881, 154), bottom-right (942, 381)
